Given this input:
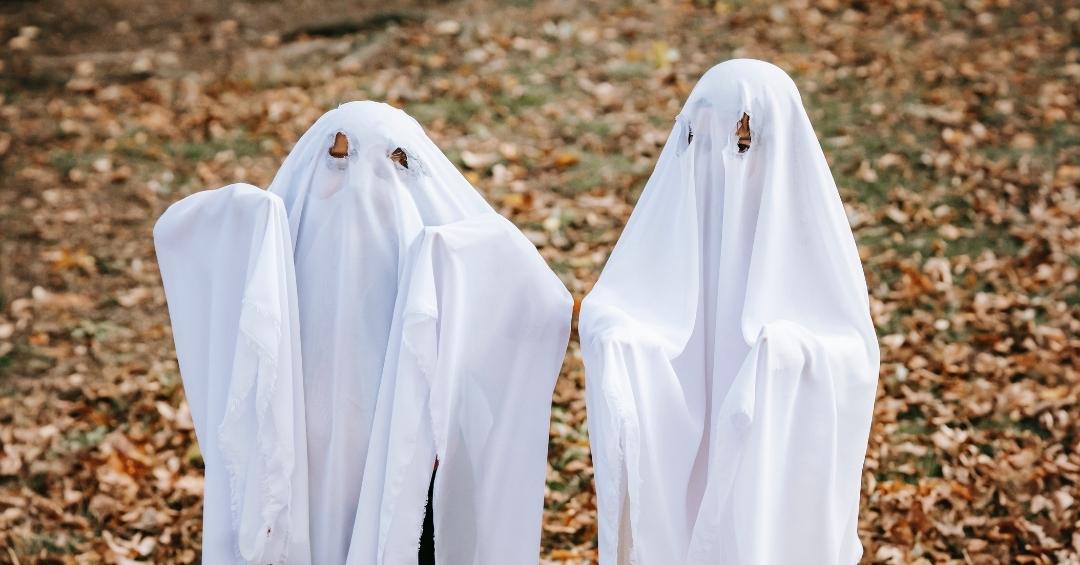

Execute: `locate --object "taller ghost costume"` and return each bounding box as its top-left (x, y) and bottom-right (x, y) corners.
top-left (268, 101), bottom-right (573, 564)
top-left (579, 60), bottom-right (880, 564)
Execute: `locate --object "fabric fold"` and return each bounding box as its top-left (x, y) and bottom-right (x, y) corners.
top-left (424, 214), bottom-right (572, 564)
top-left (347, 212), bottom-right (573, 565)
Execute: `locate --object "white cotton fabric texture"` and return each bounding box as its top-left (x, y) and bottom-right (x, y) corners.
top-left (579, 59), bottom-right (881, 565)
top-left (268, 101), bottom-right (572, 564)
top-left (154, 183), bottom-right (311, 565)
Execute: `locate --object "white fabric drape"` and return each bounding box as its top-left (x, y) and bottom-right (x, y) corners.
top-left (155, 183), bottom-right (310, 565)
top-left (345, 212), bottom-right (572, 565)
top-left (267, 101), bottom-right (572, 564)
top-left (580, 59), bottom-right (880, 565)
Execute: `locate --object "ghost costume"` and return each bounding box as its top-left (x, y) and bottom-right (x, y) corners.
top-left (579, 60), bottom-right (880, 564)
top-left (268, 101), bottom-right (572, 564)
top-left (155, 183), bottom-right (310, 565)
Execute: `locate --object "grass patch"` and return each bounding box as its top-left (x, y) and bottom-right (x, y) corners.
top-left (493, 83), bottom-right (556, 115)
top-left (16, 532), bottom-right (81, 556)
top-left (51, 426), bottom-right (108, 457)
top-left (48, 150), bottom-right (81, 175)
top-left (167, 133), bottom-right (264, 162)
top-left (408, 98), bottom-right (484, 127)
top-left (560, 151), bottom-right (634, 196)
top-left (945, 231), bottom-right (1024, 258)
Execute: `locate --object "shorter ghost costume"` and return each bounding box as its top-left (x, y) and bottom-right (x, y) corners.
top-left (155, 184), bottom-right (310, 564)
top-left (580, 60), bottom-right (880, 564)
top-left (269, 101), bottom-right (573, 564)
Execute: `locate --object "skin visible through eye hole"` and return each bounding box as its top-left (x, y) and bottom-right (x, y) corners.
top-left (390, 147), bottom-right (409, 169)
top-left (736, 113), bottom-right (751, 153)
top-left (329, 132), bottom-right (349, 158)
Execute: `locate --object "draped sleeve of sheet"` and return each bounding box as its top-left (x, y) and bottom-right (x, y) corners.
top-left (579, 59), bottom-right (880, 565)
top-left (346, 212), bottom-right (572, 565)
top-left (154, 183), bottom-right (310, 565)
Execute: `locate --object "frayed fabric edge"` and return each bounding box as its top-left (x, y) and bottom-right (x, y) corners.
top-left (590, 337), bottom-right (645, 565)
top-left (376, 308), bottom-right (439, 563)
top-left (218, 298), bottom-right (292, 564)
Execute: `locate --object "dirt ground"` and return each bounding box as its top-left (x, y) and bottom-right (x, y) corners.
top-left (0, 0), bottom-right (1077, 563)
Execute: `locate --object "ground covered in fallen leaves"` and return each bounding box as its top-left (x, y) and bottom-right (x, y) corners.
top-left (1, 0), bottom-right (1078, 563)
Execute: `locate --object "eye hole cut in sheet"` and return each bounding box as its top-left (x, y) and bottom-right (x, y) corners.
top-left (736, 113), bottom-right (751, 153)
top-left (686, 113), bottom-right (752, 153)
top-left (329, 130), bottom-right (412, 170)
top-left (329, 131), bottom-right (350, 157)
top-left (390, 147), bottom-right (409, 169)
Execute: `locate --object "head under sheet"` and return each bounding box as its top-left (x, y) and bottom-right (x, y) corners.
top-left (580, 59), bottom-right (880, 564)
top-left (271, 101), bottom-right (492, 245)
